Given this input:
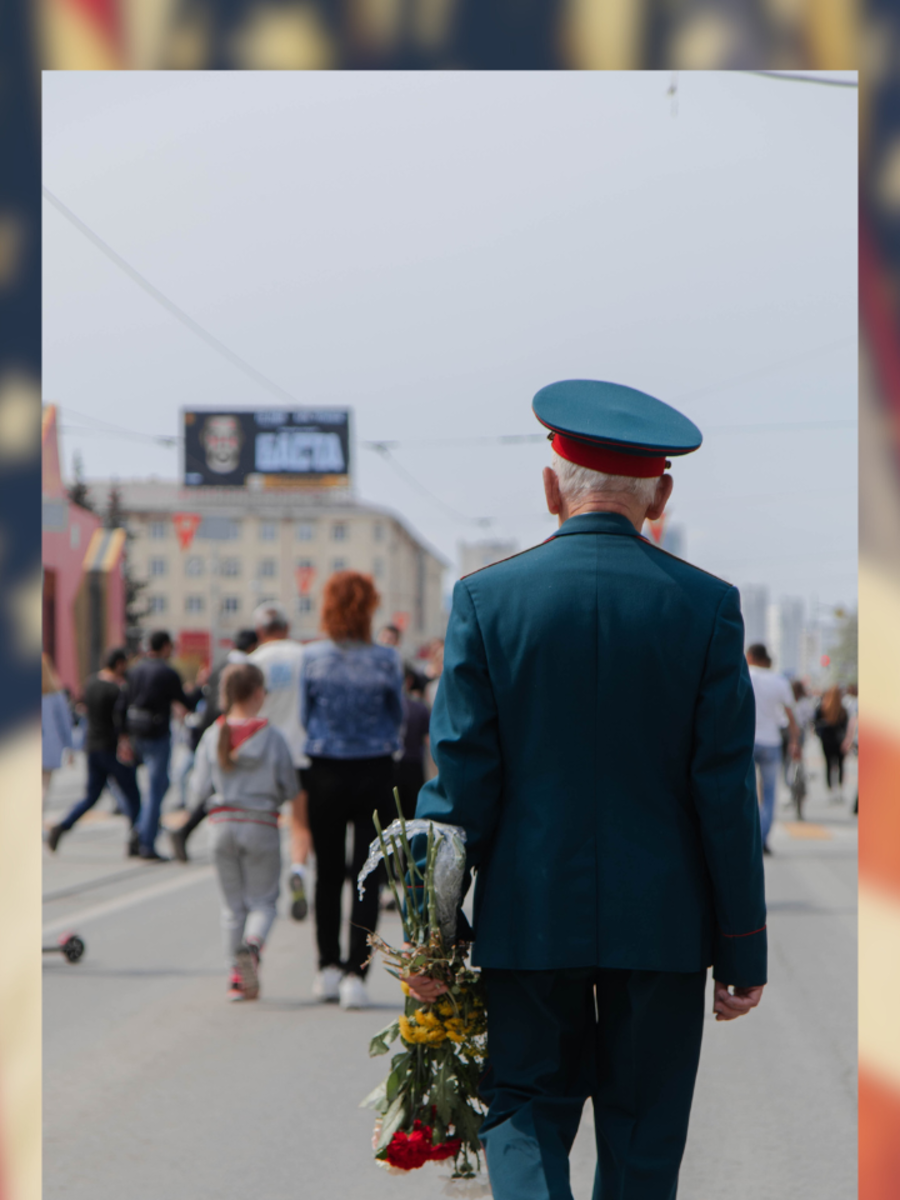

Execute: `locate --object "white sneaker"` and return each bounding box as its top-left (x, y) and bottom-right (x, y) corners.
top-left (312, 965), bottom-right (343, 1002)
top-left (339, 974), bottom-right (369, 1010)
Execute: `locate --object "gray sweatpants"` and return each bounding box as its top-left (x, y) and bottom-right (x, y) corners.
top-left (211, 819), bottom-right (281, 966)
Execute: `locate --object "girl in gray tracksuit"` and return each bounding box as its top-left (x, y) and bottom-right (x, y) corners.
top-left (190, 662), bottom-right (300, 1001)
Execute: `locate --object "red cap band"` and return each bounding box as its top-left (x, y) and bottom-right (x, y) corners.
top-left (552, 432), bottom-right (669, 478)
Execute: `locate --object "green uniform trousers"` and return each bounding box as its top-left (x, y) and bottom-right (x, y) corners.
top-left (479, 967), bottom-right (708, 1200)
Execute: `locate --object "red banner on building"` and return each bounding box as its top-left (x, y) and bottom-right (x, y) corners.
top-left (178, 630), bottom-right (211, 666)
top-left (172, 512), bottom-right (202, 551)
top-left (295, 565), bottom-right (316, 594)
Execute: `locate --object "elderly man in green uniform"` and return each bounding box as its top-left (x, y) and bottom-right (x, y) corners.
top-left (407, 380), bottom-right (767, 1200)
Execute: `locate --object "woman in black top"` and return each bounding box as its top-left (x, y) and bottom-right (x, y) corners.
top-left (46, 649), bottom-right (142, 856)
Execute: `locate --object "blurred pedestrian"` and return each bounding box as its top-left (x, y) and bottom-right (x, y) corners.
top-left (394, 666), bottom-right (430, 820)
top-left (190, 662), bottom-right (302, 1002)
top-left (42, 653), bottom-right (73, 802)
top-left (249, 603), bottom-right (312, 921)
top-left (118, 630), bottom-right (205, 861)
top-left (301, 571), bottom-right (403, 1010)
top-left (168, 629), bottom-right (259, 862)
top-left (746, 644), bottom-right (799, 854)
top-left (423, 636), bottom-right (444, 709)
top-left (780, 679), bottom-right (814, 781)
top-left (814, 685), bottom-right (849, 803)
top-left (46, 648), bottom-right (141, 855)
top-left (377, 623), bottom-right (402, 649)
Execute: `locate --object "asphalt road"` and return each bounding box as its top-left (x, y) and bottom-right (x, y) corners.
top-left (43, 741), bottom-right (856, 1199)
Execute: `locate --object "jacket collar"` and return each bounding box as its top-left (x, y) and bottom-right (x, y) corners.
top-left (551, 511), bottom-right (644, 540)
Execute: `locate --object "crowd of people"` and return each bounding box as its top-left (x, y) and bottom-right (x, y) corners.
top-left (745, 641), bottom-right (858, 855)
top-left (42, 582), bottom-right (855, 1007)
top-left (42, 570), bottom-right (444, 1009)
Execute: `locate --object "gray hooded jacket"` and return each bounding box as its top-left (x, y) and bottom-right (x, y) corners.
top-left (190, 720), bottom-right (297, 819)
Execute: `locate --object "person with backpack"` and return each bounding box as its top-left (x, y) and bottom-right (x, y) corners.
top-left (118, 630), bottom-right (205, 860)
top-left (190, 662), bottom-right (302, 1002)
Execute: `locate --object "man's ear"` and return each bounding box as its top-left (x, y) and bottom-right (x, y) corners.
top-left (645, 474), bottom-right (673, 522)
top-left (543, 467), bottom-right (562, 515)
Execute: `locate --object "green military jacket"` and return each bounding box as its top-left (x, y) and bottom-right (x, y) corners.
top-left (415, 511), bottom-right (767, 988)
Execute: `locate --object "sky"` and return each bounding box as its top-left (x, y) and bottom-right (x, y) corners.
top-left (42, 70), bottom-right (857, 610)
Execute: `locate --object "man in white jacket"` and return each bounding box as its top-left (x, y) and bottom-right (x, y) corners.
top-left (249, 602), bottom-right (311, 919)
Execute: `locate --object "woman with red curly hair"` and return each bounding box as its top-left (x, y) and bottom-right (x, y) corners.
top-left (300, 571), bottom-right (404, 1010)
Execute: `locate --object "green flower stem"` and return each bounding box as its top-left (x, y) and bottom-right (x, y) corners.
top-left (394, 792), bottom-right (425, 885)
top-left (372, 811), bottom-right (406, 924)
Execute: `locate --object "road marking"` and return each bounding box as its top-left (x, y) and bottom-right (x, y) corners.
top-left (43, 865), bottom-right (147, 904)
top-left (782, 822), bottom-right (832, 840)
top-left (41, 867), bottom-right (215, 937)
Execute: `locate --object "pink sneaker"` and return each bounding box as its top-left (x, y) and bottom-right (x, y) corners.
top-left (235, 941), bottom-right (260, 1000)
top-left (227, 970), bottom-right (245, 1002)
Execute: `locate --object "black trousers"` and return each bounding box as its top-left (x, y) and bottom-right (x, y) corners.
top-left (58, 750), bottom-right (141, 831)
top-left (393, 758), bottom-right (425, 821)
top-left (480, 967), bottom-right (707, 1200)
top-left (306, 755), bottom-right (395, 977)
top-left (818, 727), bottom-right (845, 789)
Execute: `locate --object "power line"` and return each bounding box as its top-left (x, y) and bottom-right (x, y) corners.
top-left (670, 336), bottom-right (857, 408)
top-left (42, 186), bottom-right (302, 407)
top-left (367, 443), bottom-right (493, 527)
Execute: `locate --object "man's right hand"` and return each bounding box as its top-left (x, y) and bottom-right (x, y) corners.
top-left (713, 981), bottom-right (764, 1022)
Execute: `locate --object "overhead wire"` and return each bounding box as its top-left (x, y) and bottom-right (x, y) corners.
top-left (44, 185), bottom-right (855, 530)
top-left (43, 186), bottom-right (303, 407)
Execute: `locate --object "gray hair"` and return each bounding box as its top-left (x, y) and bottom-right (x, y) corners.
top-left (551, 451), bottom-right (659, 508)
top-left (252, 600), bottom-right (289, 634)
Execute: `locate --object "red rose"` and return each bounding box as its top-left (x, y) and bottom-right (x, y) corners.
top-left (385, 1122), bottom-right (435, 1171)
top-left (429, 1138), bottom-right (462, 1161)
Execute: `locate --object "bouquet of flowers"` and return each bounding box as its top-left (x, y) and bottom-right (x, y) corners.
top-left (357, 795), bottom-right (487, 1180)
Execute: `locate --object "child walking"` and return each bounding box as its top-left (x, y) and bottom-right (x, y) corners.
top-left (190, 662), bottom-right (302, 1001)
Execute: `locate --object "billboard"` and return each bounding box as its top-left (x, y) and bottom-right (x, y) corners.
top-left (183, 409), bottom-right (351, 488)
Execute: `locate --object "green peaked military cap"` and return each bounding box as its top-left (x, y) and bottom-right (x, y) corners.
top-left (533, 379), bottom-right (702, 478)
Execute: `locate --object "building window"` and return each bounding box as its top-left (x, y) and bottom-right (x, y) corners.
top-left (295, 522), bottom-right (315, 542)
top-left (373, 557), bottom-right (385, 579)
top-left (223, 596), bottom-right (240, 613)
top-left (148, 595), bottom-right (167, 613)
top-left (259, 521), bottom-right (277, 541)
top-left (185, 595), bottom-right (205, 613)
top-left (332, 522), bottom-right (347, 541)
top-left (297, 596), bottom-right (314, 614)
top-left (149, 521), bottom-right (167, 539)
top-left (332, 558), bottom-right (346, 573)
top-left (296, 557), bottom-right (314, 571)
top-left (259, 559), bottom-right (277, 578)
top-left (185, 556), bottom-right (204, 576)
top-left (197, 517), bottom-right (241, 540)
top-left (373, 522), bottom-right (384, 542)
top-left (150, 558), bottom-right (167, 577)
top-left (220, 557), bottom-right (240, 576)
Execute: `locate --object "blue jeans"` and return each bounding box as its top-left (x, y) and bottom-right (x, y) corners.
top-left (754, 743), bottom-right (781, 846)
top-left (59, 750), bottom-right (141, 831)
top-left (133, 732), bottom-right (172, 853)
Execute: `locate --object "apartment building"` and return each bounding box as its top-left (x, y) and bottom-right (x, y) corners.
top-left (86, 481), bottom-right (447, 662)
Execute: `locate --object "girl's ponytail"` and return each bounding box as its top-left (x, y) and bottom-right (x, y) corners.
top-left (216, 663), bottom-right (265, 772)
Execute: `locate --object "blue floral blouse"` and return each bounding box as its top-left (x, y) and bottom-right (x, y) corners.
top-left (300, 640), bottom-right (403, 759)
